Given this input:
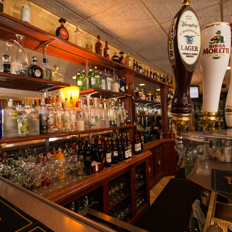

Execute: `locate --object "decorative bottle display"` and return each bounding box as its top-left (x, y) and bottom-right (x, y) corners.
top-left (39, 95), bottom-right (48, 134)
top-left (95, 35), bottom-right (102, 56)
top-left (104, 41), bottom-right (110, 59)
top-left (202, 23), bottom-right (230, 129)
top-left (28, 56), bottom-right (43, 79)
top-left (28, 104), bottom-right (39, 136)
top-left (56, 18), bottom-right (69, 40)
top-left (85, 34), bottom-right (92, 51)
top-left (168, 0), bottom-right (201, 133)
top-left (225, 15), bottom-right (232, 127)
top-left (4, 99), bottom-right (18, 138)
top-left (73, 26), bottom-right (82, 47)
top-left (21, 0), bottom-right (30, 23)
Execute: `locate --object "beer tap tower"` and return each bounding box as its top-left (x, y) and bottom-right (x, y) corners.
top-left (168, 0), bottom-right (201, 167)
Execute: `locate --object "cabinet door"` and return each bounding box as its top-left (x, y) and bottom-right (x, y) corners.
top-left (154, 146), bottom-right (163, 181)
top-left (148, 152), bottom-right (155, 189)
top-left (163, 141), bottom-right (177, 176)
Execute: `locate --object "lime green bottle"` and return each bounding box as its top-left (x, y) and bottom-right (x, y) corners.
top-left (88, 66), bottom-right (95, 88)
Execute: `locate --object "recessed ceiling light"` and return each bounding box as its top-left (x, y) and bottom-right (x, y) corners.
top-left (139, 83), bottom-right (145, 86)
top-left (227, 66), bottom-right (231, 70)
top-left (72, 76), bottom-right (76, 79)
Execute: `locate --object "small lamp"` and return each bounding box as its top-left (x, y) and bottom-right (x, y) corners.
top-left (59, 86), bottom-right (80, 107)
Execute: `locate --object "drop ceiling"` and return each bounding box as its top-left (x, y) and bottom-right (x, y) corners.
top-left (30, 0), bottom-right (231, 85)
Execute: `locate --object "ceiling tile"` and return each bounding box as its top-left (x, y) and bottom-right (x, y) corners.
top-left (223, 0), bottom-right (232, 23)
top-left (55, 0), bottom-right (124, 19)
top-left (151, 59), bottom-right (173, 75)
top-left (88, 0), bottom-right (157, 38)
top-left (142, 0), bottom-right (220, 23)
top-left (138, 44), bottom-right (168, 61)
top-left (161, 20), bottom-right (172, 34)
top-left (118, 25), bottom-right (167, 52)
top-left (32, 0), bottom-right (83, 23)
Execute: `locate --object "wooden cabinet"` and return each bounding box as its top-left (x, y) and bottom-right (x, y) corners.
top-left (154, 145), bottom-right (163, 181)
top-left (163, 141), bottom-right (177, 176)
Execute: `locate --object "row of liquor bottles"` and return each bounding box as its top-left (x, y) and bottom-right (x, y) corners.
top-left (74, 66), bottom-right (128, 93)
top-left (1, 94), bottom-right (131, 139)
top-left (0, 134), bottom-right (144, 190)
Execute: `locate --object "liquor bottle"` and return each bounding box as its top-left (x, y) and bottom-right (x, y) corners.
top-left (90, 99), bottom-right (97, 129)
top-left (134, 135), bottom-right (140, 155)
top-left (126, 133), bottom-right (132, 158)
top-left (93, 98), bottom-right (101, 128)
top-left (106, 70), bottom-right (113, 91)
top-left (39, 95), bottom-right (48, 134)
top-left (42, 58), bottom-right (52, 80)
top-left (73, 26), bottom-right (82, 47)
top-left (104, 41), bottom-right (110, 59)
top-left (52, 65), bottom-right (64, 82)
top-left (117, 136), bottom-right (123, 162)
top-left (2, 55), bottom-right (11, 73)
top-left (83, 99), bottom-right (90, 130)
top-left (103, 98), bottom-right (110, 128)
top-left (119, 51), bottom-right (125, 65)
top-left (76, 100), bottom-right (84, 131)
top-left (126, 54), bottom-right (132, 68)
top-left (17, 103), bottom-right (29, 137)
top-left (28, 104), bottom-right (39, 136)
top-left (76, 70), bottom-right (83, 91)
top-left (84, 141), bottom-right (92, 161)
top-left (95, 35), bottom-right (102, 56)
top-left (114, 101), bottom-right (120, 127)
top-left (111, 52), bottom-right (119, 63)
top-left (98, 96), bottom-right (105, 128)
top-left (98, 140), bottom-right (105, 163)
top-left (21, 0), bottom-right (30, 23)
top-left (94, 66), bottom-right (101, 89)
top-left (112, 138), bottom-right (118, 164)
top-left (47, 96), bottom-right (55, 133)
top-left (109, 101), bottom-right (116, 127)
top-left (85, 34), bottom-right (92, 51)
top-left (112, 75), bottom-right (120, 92)
top-left (69, 95), bottom-right (77, 131)
top-left (82, 70), bottom-right (88, 90)
top-left (63, 96), bottom-right (71, 131)
top-left (55, 94), bottom-right (64, 132)
top-left (150, 69), bottom-right (153, 78)
top-left (92, 139), bottom-right (100, 162)
top-left (88, 66), bottom-right (95, 89)
top-left (133, 60), bottom-right (137, 71)
top-left (56, 18), bottom-right (69, 40)
top-left (28, 56), bottom-right (43, 79)
top-left (101, 69), bottom-right (107, 90)
top-left (105, 141), bottom-right (112, 167)
top-left (24, 99), bottom-right (31, 114)
top-left (0, 0), bottom-right (3, 12)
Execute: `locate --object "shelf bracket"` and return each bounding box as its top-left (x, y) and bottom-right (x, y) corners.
top-left (34, 38), bottom-right (55, 51)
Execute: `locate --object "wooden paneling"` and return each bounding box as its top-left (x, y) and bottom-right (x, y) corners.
top-left (163, 141), bottom-right (177, 176)
top-left (154, 146), bottom-right (163, 180)
top-left (148, 153), bottom-right (155, 189)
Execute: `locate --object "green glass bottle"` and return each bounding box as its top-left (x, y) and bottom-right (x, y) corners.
top-left (82, 70), bottom-right (88, 90)
top-left (94, 66), bottom-right (101, 89)
top-left (88, 66), bottom-right (95, 89)
top-left (76, 70), bottom-right (83, 91)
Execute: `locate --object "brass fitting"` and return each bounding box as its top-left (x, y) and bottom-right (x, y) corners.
top-left (172, 113), bottom-right (191, 133)
top-left (182, 0), bottom-right (191, 6)
top-left (203, 112), bottom-right (217, 130)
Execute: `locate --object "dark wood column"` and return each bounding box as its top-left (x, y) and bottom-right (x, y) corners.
top-left (160, 85), bottom-right (171, 139)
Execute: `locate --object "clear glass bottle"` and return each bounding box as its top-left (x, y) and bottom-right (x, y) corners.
top-left (103, 98), bottom-right (110, 128)
top-left (17, 103), bottom-right (29, 137)
top-left (73, 26), bottom-right (82, 47)
top-left (82, 70), bottom-right (88, 90)
top-left (90, 99), bottom-right (97, 129)
top-left (55, 94), bottom-right (64, 132)
top-left (47, 96), bottom-right (55, 133)
top-left (106, 70), bottom-right (112, 91)
top-left (63, 96), bottom-right (71, 131)
top-left (39, 95), bottom-right (48, 134)
top-left (52, 65), bottom-right (64, 82)
top-left (112, 75), bottom-right (120, 92)
top-left (21, 0), bottom-right (31, 23)
top-left (85, 34), bottom-right (92, 51)
top-left (101, 69), bottom-right (107, 90)
top-left (109, 100), bottom-right (116, 127)
top-left (88, 66), bottom-right (95, 89)
top-left (70, 95), bottom-right (77, 131)
top-left (24, 98), bottom-right (31, 114)
top-left (76, 99), bottom-right (84, 131)
top-left (28, 104), bottom-right (40, 136)
top-left (83, 99), bottom-right (90, 130)
top-left (94, 66), bottom-right (101, 89)
top-left (76, 70), bottom-right (83, 91)
top-left (94, 98), bottom-right (101, 128)
top-left (42, 58), bottom-right (52, 80)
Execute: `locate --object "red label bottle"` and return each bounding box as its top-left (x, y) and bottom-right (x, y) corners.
top-left (56, 18), bottom-right (69, 40)
top-left (95, 35), bottom-right (102, 56)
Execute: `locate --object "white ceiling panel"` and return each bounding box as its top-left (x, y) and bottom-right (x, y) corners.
top-left (138, 44), bottom-right (168, 61)
top-left (161, 20), bottom-right (172, 34)
top-left (222, 0), bottom-right (232, 23)
top-left (118, 25), bottom-right (167, 52)
top-left (32, 0), bottom-right (83, 23)
top-left (142, 0), bottom-right (220, 23)
top-left (88, 0), bottom-right (157, 38)
top-left (55, 0), bottom-right (124, 20)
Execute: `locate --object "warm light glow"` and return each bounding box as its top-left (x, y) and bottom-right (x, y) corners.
top-left (139, 83), bottom-right (145, 86)
top-left (59, 86), bottom-right (80, 106)
top-left (227, 66), bottom-right (231, 70)
top-left (72, 75), bottom-right (76, 79)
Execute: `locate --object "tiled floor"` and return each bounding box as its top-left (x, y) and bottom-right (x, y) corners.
top-left (150, 176), bottom-right (175, 206)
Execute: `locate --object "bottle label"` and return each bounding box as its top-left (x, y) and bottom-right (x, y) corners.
top-left (177, 10), bottom-right (201, 65)
top-left (35, 69), bottom-right (41, 78)
top-left (21, 117), bottom-right (29, 134)
top-left (125, 149), bottom-right (131, 158)
top-left (9, 112), bottom-right (18, 120)
top-left (60, 28), bottom-right (68, 39)
top-left (122, 58), bottom-right (125, 65)
top-left (107, 50), bottom-right (110, 56)
top-left (21, 5), bottom-right (30, 23)
top-left (64, 113), bottom-right (70, 129)
top-left (39, 114), bottom-right (48, 134)
top-left (56, 113), bottom-right (63, 129)
top-left (106, 152), bottom-right (112, 163)
top-left (101, 79), bottom-right (106, 90)
top-left (91, 77), bottom-right (95, 85)
top-left (120, 86), bottom-right (125, 93)
top-left (70, 112), bottom-right (77, 129)
top-left (107, 77), bottom-right (111, 90)
top-left (77, 80), bottom-right (83, 86)
top-left (113, 151), bottom-right (118, 157)
top-left (134, 143), bottom-right (140, 152)
top-left (48, 112), bottom-right (55, 130)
